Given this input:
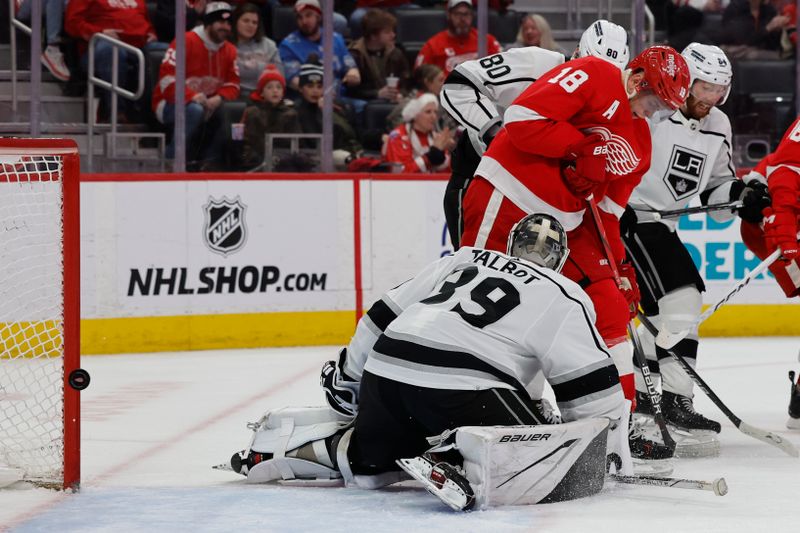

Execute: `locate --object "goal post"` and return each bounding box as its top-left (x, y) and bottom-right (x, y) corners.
top-left (0, 138), bottom-right (82, 490)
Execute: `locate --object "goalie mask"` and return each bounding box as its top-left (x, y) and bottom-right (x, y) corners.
top-left (507, 214), bottom-right (569, 273)
top-left (577, 19), bottom-right (630, 70)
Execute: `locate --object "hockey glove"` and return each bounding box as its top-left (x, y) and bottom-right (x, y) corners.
top-left (762, 207), bottom-right (799, 261)
top-left (737, 179), bottom-right (771, 224)
top-left (561, 133), bottom-right (608, 198)
top-left (320, 348), bottom-right (360, 418)
top-left (618, 262), bottom-right (641, 320)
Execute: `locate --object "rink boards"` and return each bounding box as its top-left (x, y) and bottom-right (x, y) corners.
top-left (78, 173), bottom-right (799, 354)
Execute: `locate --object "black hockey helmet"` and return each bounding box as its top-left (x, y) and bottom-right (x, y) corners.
top-left (507, 214), bottom-right (570, 273)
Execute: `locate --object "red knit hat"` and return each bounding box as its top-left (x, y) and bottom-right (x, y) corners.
top-left (251, 65), bottom-right (286, 101)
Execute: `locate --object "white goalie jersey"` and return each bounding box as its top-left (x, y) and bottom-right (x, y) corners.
top-left (440, 46), bottom-right (565, 155)
top-left (628, 108), bottom-right (738, 230)
top-left (343, 247), bottom-right (623, 422)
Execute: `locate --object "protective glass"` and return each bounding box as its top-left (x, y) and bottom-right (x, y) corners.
top-left (690, 80), bottom-right (728, 106)
top-left (632, 89), bottom-right (675, 120)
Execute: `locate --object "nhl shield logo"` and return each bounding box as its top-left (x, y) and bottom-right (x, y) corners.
top-left (203, 197), bottom-right (247, 256)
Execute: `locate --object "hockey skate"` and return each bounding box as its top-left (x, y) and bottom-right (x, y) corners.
top-left (628, 415), bottom-right (674, 461)
top-left (396, 455), bottom-right (475, 511)
top-left (788, 371), bottom-right (800, 430)
top-left (633, 391), bottom-right (719, 458)
top-left (661, 391), bottom-right (721, 434)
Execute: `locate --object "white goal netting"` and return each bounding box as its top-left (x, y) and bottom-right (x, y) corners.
top-left (0, 153), bottom-right (67, 487)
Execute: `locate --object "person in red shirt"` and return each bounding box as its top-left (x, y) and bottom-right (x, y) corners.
top-left (382, 93), bottom-right (455, 173)
top-left (740, 116), bottom-right (800, 298)
top-left (65, 0), bottom-right (159, 120)
top-left (152, 1), bottom-right (240, 169)
top-left (459, 46), bottom-right (691, 459)
top-left (415, 0), bottom-right (503, 76)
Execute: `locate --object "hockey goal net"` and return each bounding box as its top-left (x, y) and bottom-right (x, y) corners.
top-left (0, 138), bottom-right (81, 490)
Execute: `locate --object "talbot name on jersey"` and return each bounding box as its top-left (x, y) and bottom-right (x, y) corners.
top-left (663, 145), bottom-right (706, 201)
top-left (499, 433), bottom-right (551, 443)
top-left (471, 250), bottom-right (539, 284)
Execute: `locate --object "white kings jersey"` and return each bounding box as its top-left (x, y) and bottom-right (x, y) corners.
top-left (341, 247), bottom-right (624, 422)
top-left (628, 107), bottom-right (738, 231)
top-left (440, 46), bottom-right (565, 155)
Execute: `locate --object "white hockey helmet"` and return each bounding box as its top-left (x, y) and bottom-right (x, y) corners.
top-left (578, 19), bottom-right (630, 70)
top-left (507, 214), bottom-right (569, 273)
top-left (681, 42), bottom-right (733, 105)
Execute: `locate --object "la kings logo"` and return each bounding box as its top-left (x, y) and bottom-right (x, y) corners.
top-left (203, 196), bottom-right (247, 256)
top-left (663, 145), bottom-right (706, 201)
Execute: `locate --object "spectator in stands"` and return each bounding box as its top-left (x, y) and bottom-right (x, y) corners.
top-left (232, 3), bottom-right (284, 95)
top-left (715, 0), bottom-right (785, 58)
top-left (153, 2), bottom-right (240, 169)
top-left (347, 9), bottom-right (410, 103)
top-left (241, 65), bottom-right (301, 168)
top-left (662, 0), bottom-right (723, 52)
top-left (348, 1), bottom-right (416, 39)
top-left (508, 14), bottom-right (565, 55)
top-left (295, 57), bottom-right (363, 162)
top-left (388, 63), bottom-right (454, 129)
top-left (154, 0), bottom-right (207, 43)
top-left (279, 0), bottom-right (361, 93)
top-left (383, 93), bottom-right (455, 173)
top-left (65, 0), bottom-right (160, 121)
top-left (15, 0), bottom-right (71, 81)
top-left (415, 0), bottom-right (502, 76)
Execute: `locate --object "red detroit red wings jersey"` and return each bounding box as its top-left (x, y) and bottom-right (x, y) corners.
top-left (415, 29), bottom-right (502, 76)
top-left (476, 56), bottom-right (651, 231)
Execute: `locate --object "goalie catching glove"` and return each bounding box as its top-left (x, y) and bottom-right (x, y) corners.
top-left (321, 348), bottom-right (360, 417)
top-left (561, 133), bottom-right (608, 198)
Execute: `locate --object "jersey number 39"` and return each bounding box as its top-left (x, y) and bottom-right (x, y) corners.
top-left (420, 266), bottom-right (520, 328)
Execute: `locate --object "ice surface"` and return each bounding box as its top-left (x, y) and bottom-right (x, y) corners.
top-left (2, 339), bottom-right (799, 532)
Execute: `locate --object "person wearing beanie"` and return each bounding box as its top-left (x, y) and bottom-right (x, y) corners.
top-left (241, 65), bottom-right (301, 169)
top-left (232, 3), bottom-right (284, 94)
top-left (279, 0), bottom-right (360, 93)
top-left (295, 56), bottom-right (363, 160)
top-left (382, 93), bottom-right (455, 173)
top-left (415, 0), bottom-right (502, 76)
top-left (152, 1), bottom-right (241, 169)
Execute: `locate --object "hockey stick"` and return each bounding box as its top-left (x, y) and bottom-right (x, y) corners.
top-left (656, 248), bottom-right (782, 349)
top-left (639, 313), bottom-right (800, 458)
top-left (585, 196), bottom-right (676, 452)
top-left (635, 201), bottom-right (743, 221)
top-left (609, 473), bottom-right (728, 496)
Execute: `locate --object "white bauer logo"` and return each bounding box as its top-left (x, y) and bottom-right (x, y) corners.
top-left (584, 126), bottom-right (641, 176)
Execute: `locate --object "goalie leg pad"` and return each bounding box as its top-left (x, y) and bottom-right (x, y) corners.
top-left (452, 418), bottom-right (611, 508)
top-left (243, 406), bottom-right (351, 484)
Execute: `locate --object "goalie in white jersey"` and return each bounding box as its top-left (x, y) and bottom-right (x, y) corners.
top-left (440, 19), bottom-right (629, 247)
top-left (227, 214), bottom-right (631, 511)
top-left (623, 43), bottom-right (771, 436)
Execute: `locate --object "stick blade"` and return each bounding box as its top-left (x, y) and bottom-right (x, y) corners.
top-left (738, 421), bottom-right (800, 458)
top-left (713, 477), bottom-right (728, 497)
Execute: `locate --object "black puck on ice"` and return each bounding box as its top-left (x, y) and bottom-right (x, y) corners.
top-left (68, 368), bottom-right (91, 390)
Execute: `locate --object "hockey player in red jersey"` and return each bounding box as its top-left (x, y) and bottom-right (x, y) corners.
top-left (741, 116), bottom-right (800, 299)
top-left (459, 45), bottom-right (691, 458)
top-left (739, 117), bottom-right (800, 430)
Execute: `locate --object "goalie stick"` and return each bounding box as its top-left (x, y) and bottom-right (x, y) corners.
top-left (639, 313), bottom-right (800, 458)
top-left (655, 248), bottom-right (782, 349)
top-left (635, 201), bottom-right (743, 221)
top-left (609, 473), bottom-right (728, 496)
top-left (585, 196), bottom-right (676, 452)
